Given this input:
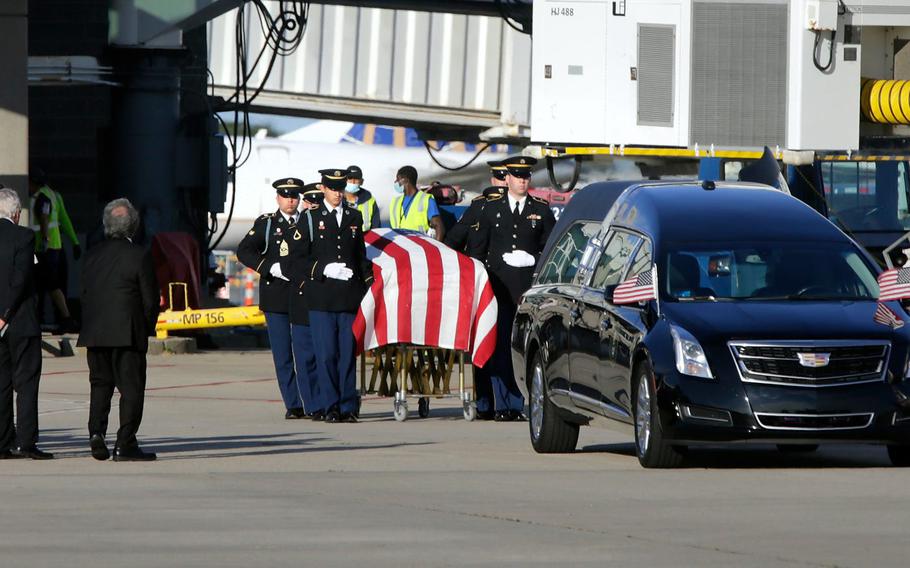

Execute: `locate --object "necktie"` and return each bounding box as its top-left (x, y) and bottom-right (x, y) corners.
top-left (513, 200), bottom-right (520, 218)
top-left (336, 209), bottom-right (342, 227)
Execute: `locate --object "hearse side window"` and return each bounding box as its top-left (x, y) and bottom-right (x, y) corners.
top-left (537, 222), bottom-right (601, 285)
top-left (625, 239), bottom-right (652, 280)
top-left (589, 230), bottom-right (642, 290)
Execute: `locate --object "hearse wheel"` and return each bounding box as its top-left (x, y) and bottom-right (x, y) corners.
top-left (634, 361), bottom-right (684, 469)
top-left (528, 353), bottom-right (579, 453)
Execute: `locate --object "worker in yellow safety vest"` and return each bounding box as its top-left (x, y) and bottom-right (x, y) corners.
top-left (28, 168), bottom-right (80, 332)
top-left (343, 164), bottom-right (380, 232)
top-left (389, 165), bottom-right (445, 241)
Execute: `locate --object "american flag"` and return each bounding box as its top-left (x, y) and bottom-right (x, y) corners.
top-left (613, 266), bottom-right (656, 305)
top-left (873, 302), bottom-right (905, 329)
top-left (878, 267), bottom-right (910, 301)
top-left (352, 229), bottom-right (498, 368)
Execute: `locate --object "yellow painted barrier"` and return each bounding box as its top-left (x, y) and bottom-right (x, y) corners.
top-left (155, 283), bottom-right (266, 339)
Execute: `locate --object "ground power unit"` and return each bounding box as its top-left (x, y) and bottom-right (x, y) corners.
top-left (531, 0), bottom-right (910, 154)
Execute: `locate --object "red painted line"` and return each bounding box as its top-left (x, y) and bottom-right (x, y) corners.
top-left (144, 377), bottom-right (274, 392)
top-left (42, 363), bottom-right (176, 377)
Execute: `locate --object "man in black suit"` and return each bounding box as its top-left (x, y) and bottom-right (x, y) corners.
top-left (0, 188), bottom-right (52, 460)
top-left (281, 169), bottom-right (373, 423)
top-left (78, 198), bottom-right (160, 461)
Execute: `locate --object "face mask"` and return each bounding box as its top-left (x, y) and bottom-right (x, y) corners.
top-left (345, 183), bottom-right (361, 194)
top-left (393, 182), bottom-right (404, 194)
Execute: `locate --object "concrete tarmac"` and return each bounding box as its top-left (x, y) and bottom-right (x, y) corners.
top-left (3, 350), bottom-right (909, 567)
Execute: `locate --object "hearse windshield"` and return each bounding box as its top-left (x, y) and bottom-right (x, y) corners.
top-left (662, 241), bottom-right (880, 301)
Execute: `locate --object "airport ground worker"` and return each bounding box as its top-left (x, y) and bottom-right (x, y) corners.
top-left (389, 166), bottom-right (445, 241)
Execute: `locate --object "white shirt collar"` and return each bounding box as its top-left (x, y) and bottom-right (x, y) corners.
top-left (507, 194), bottom-right (527, 213)
top-left (280, 211), bottom-right (297, 223)
top-left (323, 199), bottom-right (342, 215)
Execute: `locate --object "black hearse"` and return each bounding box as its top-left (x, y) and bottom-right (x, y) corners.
top-left (511, 181), bottom-right (910, 468)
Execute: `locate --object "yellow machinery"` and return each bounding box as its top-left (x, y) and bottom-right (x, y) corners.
top-left (155, 283), bottom-right (265, 339)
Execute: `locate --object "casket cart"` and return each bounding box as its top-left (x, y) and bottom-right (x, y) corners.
top-left (353, 228), bottom-right (497, 422)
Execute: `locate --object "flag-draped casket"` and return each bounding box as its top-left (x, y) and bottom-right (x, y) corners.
top-left (353, 229), bottom-right (498, 367)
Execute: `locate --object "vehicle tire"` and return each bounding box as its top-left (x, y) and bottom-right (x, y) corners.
top-left (887, 444), bottom-right (910, 467)
top-left (528, 353), bottom-right (579, 453)
top-left (776, 444), bottom-right (819, 453)
top-left (633, 361), bottom-right (684, 469)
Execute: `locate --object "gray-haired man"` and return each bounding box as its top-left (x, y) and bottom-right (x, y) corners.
top-left (0, 188), bottom-right (52, 459)
top-left (77, 199), bottom-right (160, 461)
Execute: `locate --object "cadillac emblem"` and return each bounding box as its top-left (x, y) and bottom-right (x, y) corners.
top-left (797, 352), bottom-right (831, 368)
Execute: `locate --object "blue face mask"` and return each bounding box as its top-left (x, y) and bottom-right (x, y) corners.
top-left (393, 182), bottom-right (404, 194)
top-left (345, 183), bottom-right (361, 194)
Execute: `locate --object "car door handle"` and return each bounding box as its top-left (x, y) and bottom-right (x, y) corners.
top-left (600, 318), bottom-right (612, 331)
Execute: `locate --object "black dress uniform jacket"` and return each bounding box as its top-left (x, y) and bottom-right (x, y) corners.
top-left (77, 239), bottom-right (160, 352)
top-left (444, 195), bottom-right (488, 260)
top-left (478, 194), bottom-right (556, 304)
top-left (237, 211), bottom-right (296, 313)
top-left (0, 220), bottom-right (39, 339)
top-left (280, 203), bottom-right (374, 314)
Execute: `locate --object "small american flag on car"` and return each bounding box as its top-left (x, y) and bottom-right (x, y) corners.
top-left (613, 266), bottom-right (656, 305)
top-left (878, 267), bottom-right (910, 301)
top-left (873, 302), bottom-right (904, 329)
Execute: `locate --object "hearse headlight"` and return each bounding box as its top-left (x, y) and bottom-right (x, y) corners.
top-left (670, 325), bottom-right (714, 379)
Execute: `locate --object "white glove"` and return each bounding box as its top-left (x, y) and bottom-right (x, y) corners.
top-left (323, 262), bottom-right (354, 281)
top-left (269, 262), bottom-right (289, 281)
top-left (502, 250), bottom-right (536, 268)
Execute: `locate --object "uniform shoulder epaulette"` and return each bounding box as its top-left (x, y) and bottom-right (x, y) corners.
top-left (258, 213), bottom-right (273, 220)
top-left (530, 195), bottom-right (549, 205)
top-left (486, 193), bottom-right (504, 201)
top-left (472, 195), bottom-right (486, 202)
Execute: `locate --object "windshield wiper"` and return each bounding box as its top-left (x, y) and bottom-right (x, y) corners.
top-left (677, 295), bottom-right (719, 302)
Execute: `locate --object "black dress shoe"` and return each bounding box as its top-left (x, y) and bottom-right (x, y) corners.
top-left (340, 412), bottom-right (359, 423)
top-left (285, 408), bottom-right (305, 419)
top-left (89, 435), bottom-right (110, 461)
top-left (311, 410), bottom-right (325, 421)
top-left (476, 410), bottom-right (495, 421)
top-left (14, 446), bottom-right (54, 460)
top-left (510, 410), bottom-right (528, 422)
top-left (325, 410), bottom-right (341, 423)
top-left (494, 411), bottom-right (513, 422)
top-left (0, 449), bottom-right (25, 459)
top-left (112, 446), bottom-right (157, 462)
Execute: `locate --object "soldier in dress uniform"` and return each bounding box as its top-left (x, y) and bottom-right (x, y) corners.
top-left (284, 183), bottom-right (325, 419)
top-left (444, 160), bottom-right (508, 420)
top-left (237, 178), bottom-right (307, 419)
top-left (281, 170), bottom-right (373, 424)
top-left (476, 156), bottom-right (556, 421)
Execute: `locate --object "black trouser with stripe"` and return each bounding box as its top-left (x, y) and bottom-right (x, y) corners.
top-left (0, 335), bottom-right (42, 451)
top-left (87, 347), bottom-right (147, 448)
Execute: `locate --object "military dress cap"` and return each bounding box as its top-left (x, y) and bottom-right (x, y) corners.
top-left (482, 185), bottom-right (506, 198)
top-left (502, 156), bottom-right (537, 179)
top-left (346, 165), bottom-right (363, 179)
top-left (302, 182), bottom-right (324, 204)
top-left (272, 177), bottom-right (304, 197)
top-left (319, 168), bottom-right (347, 191)
top-left (487, 159), bottom-right (508, 181)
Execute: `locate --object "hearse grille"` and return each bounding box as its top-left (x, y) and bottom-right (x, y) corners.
top-left (754, 412), bottom-right (874, 431)
top-left (728, 341), bottom-right (890, 387)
